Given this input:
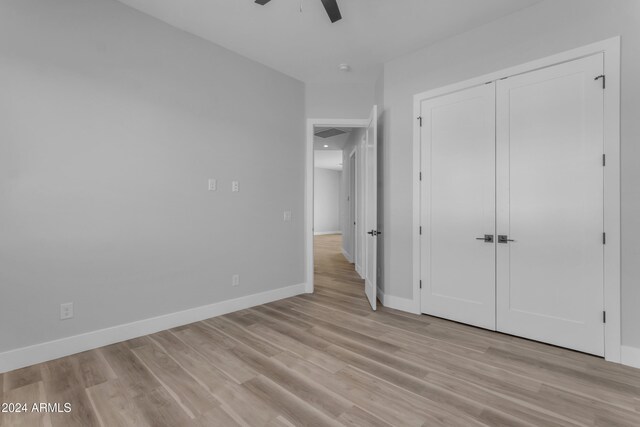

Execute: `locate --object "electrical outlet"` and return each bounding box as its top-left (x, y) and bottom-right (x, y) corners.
top-left (232, 274), bottom-right (240, 287)
top-left (232, 181), bottom-right (239, 192)
top-left (208, 179), bottom-right (217, 191)
top-left (283, 210), bottom-right (292, 222)
top-left (60, 302), bottom-right (74, 320)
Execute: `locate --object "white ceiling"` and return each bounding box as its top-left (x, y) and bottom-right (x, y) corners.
top-left (314, 150), bottom-right (343, 171)
top-left (116, 0), bottom-right (542, 83)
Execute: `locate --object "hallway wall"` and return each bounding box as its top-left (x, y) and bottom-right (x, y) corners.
top-left (340, 129), bottom-right (366, 270)
top-left (314, 168), bottom-right (342, 234)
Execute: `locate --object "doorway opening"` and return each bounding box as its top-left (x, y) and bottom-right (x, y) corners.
top-left (305, 109), bottom-right (378, 310)
top-left (313, 126), bottom-right (364, 304)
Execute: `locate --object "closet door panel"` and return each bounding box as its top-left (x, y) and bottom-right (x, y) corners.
top-left (420, 83), bottom-right (496, 330)
top-left (496, 54), bottom-right (605, 356)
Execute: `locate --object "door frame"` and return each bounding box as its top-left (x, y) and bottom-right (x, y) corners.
top-left (305, 118), bottom-right (369, 294)
top-left (412, 37), bottom-right (621, 362)
top-left (347, 146), bottom-right (357, 265)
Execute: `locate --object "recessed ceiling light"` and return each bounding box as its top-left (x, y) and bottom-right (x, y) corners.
top-left (338, 63), bottom-right (351, 72)
top-left (324, 145), bottom-right (329, 148)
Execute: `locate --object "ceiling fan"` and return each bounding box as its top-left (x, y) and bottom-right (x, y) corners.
top-left (255, 0), bottom-right (342, 23)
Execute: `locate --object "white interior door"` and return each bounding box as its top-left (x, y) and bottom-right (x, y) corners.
top-left (364, 105), bottom-right (378, 310)
top-left (496, 54), bottom-right (605, 356)
top-left (420, 84), bottom-right (496, 330)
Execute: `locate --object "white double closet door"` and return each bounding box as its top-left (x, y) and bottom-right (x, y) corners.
top-left (420, 54), bottom-right (605, 356)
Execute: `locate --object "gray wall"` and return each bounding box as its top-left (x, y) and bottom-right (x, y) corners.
top-left (381, 0), bottom-right (640, 347)
top-left (305, 82), bottom-right (374, 119)
top-left (314, 168), bottom-right (341, 234)
top-left (0, 0), bottom-right (305, 353)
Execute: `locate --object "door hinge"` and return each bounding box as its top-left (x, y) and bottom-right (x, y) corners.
top-left (603, 154), bottom-right (606, 166)
top-left (595, 74), bottom-right (606, 89)
top-left (419, 226), bottom-right (422, 235)
top-left (419, 280), bottom-right (422, 289)
top-left (419, 172), bottom-right (422, 181)
top-left (417, 116), bottom-right (422, 127)
top-left (603, 311), bottom-right (607, 323)
top-left (603, 232), bottom-right (606, 244)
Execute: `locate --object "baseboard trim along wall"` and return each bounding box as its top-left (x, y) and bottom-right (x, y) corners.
top-left (621, 345), bottom-right (640, 369)
top-left (341, 249), bottom-right (353, 263)
top-left (0, 283), bottom-right (306, 374)
top-left (314, 231), bottom-right (342, 236)
top-left (377, 287), bottom-right (420, 315)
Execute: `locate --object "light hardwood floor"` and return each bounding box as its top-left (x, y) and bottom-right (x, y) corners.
top-left (2, 234), bottom-right (640, 426)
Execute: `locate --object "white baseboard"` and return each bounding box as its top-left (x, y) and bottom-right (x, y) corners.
top-left (314, 231), bottom-right (342, 236)
top-left (341, 248), bottom-right (353, 263)
top-left (621, 345), bottom-right (640, 369)
top-left (377, 287), bottom-right (420, 315)
top-left (355, 264), bottom-right (364, 279)
top-left (0, 283), bottom-right (306, 374)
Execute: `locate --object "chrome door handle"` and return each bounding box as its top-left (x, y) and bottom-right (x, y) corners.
top-left (475, 234), bottom-right (494, 243)
top-left (498, 235), bottom-right (514, 243)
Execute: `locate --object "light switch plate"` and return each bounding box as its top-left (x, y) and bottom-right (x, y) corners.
top-left (232, 181), bottom-right (239, 192)
top-left (60, 302), bottom-right (74, 320)
top-left (283, 210), bottom-right (292, 222)
top-left (208, 179), bottom-right (217, 191)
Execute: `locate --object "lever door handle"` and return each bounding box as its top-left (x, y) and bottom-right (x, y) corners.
top-left (475, 234), bottom-right (494, 243)
top-left (367, 230), bottom-right (375, 236)
top-left (367, 230), bottom-right (380, 236)
top-left (498, 235), bottom-right (514, 243)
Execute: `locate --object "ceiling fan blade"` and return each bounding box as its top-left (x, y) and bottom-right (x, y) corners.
top-left (320, 0), bottom-right (342, 23)
top-left (255, 0), bottom-right (271, 5)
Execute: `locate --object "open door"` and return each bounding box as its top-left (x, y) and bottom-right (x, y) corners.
top-left (364, 105), bottom-right (378, 310)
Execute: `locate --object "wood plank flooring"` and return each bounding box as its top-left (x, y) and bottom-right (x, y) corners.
top-left (2, 234), bottom-right (640, 426)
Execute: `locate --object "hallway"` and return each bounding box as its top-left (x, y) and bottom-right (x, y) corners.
top-left (313, 234), bottom-right (366, 302)
top-left (2, 236), bottom-right (640, 426)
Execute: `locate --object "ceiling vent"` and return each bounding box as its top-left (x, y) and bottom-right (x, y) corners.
top-left (314, 128), bottom-right (347, 139)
